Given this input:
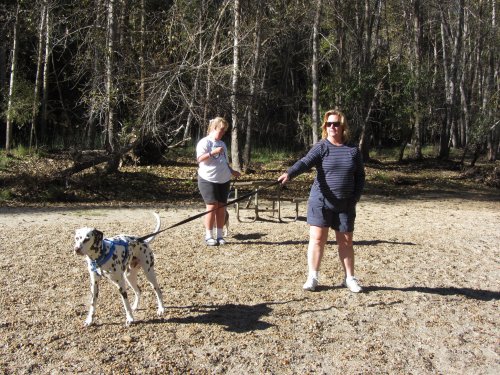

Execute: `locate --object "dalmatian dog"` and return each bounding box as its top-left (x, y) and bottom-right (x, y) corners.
top-left (73, 212), bottom-right (165, 326)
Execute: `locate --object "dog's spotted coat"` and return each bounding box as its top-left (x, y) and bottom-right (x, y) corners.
top-left (74, 213), bottom-right (165, 326)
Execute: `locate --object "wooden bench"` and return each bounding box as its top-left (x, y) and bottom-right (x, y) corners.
top-left (232, 181), bottom-right (306, 222)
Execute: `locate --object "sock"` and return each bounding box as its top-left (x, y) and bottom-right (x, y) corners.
top-left (216, 228), bottom-right (223, 239)
top-left (205, 229), bottom-right (213, 239)
top-left (346, 275), bottom-right (354, 282)
top-left (309, 271), bottom-right (319, 280)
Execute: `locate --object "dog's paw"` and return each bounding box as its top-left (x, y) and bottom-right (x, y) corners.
top-left (131, 300), bottom-right (139, 311)
top-left (84, 318), bottom-right (93, 327)
top-left (157, 306), bottom-right (165, 316)
top-left (125, 317), bottom-right (134, 326)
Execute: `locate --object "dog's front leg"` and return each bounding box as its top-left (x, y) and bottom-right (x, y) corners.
top-left (85, 270), bottom-right (100, 326)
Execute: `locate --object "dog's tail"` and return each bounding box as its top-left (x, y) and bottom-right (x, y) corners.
top-left (144, 212), bottom-right (161, 244)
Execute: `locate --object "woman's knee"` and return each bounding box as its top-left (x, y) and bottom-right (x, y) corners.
top-left (309, 226), bottom-right (328, 244)
top-left (335, 232), bottom-right (353, 250)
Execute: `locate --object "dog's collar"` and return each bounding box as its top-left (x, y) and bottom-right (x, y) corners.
top-left (91, 239), bottom-right (129, 273)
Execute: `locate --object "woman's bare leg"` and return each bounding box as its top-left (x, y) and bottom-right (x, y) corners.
top-left (204, 203), bottom-right (217, 238)
top-left (336, 231), bottom-right (354, 277)
top-left (307, 225), bottom-right (329, 273)
top-left (215, 203), bottom-right (226, 230)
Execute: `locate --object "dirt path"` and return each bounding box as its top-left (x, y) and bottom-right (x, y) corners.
top-left (0, 195), bottom-right (499, 374)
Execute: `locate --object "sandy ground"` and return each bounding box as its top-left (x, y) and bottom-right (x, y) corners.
top-left (0, 194), bottom-right (499, 374)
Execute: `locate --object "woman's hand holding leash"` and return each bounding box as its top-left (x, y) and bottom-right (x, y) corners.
top-left (278, 173), bottom-right (289, 184)
top-left (212, 146), bottom-right (223, 156)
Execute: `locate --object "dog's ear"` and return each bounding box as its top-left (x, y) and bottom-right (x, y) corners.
top-left (93, 229), bottom-right (104, 241)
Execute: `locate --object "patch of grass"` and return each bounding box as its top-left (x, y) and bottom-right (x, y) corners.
top-left (252, 148), bottom-right (291, 163)
top-left (0, 189), bottom-right (13, 201)
top-left (371, 147), bottom-right (401, 161)
top-left (250, 147), bottom-right (297, 169)
top-left (171, 144), bottom-right (296, 170)
top-left (14, 145), bottom-right (31, 157)
top-left (0, 146), bottom-right (46, 169)
top-left (371, 145), bottom-right (439, 162)
top-left (0, 153), bottom-right (10, 170)
top-left (371, 171), bottom-right (391, 183)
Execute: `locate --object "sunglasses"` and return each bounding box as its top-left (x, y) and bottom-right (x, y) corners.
top-left (326, 121), bottom-right (341, 128)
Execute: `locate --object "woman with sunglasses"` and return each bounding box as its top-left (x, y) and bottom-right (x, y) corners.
top-left (196, 117), bottom-right (241, 246)
top-left (278, 109), bottom-right (365, 292)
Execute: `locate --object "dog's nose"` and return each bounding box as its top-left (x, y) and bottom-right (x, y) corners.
top-left (74, 246), bottom-right (83, 255)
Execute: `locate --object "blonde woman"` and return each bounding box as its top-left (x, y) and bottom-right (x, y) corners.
top-left (278, 109), bottom-right (365, 292)
top-left (196, 117), bottom-right (240, 246)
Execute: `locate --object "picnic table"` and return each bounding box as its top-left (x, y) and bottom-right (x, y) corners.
top-left (232, 181), bottom-right (306, 223)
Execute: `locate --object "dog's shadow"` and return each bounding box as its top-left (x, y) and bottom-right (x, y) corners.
top-left (141, 299), bottom-right (305, 332)
top-left (168, 303), bottom-right (273, 332)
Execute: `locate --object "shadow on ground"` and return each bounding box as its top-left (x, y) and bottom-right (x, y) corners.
top-left (364, 285), bottom-right (500, 302)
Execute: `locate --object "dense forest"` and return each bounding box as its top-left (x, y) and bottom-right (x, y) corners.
top-left (0, 0), bottom-right (498, 172)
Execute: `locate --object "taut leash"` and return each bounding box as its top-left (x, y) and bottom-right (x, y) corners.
top-left (136, 180), bottom-right (280, 242)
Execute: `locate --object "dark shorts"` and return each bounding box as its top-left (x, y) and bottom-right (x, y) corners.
top-left (307, 193), bottom-right (357, 232)
top-left (198, 176), bottom-right (230, 204)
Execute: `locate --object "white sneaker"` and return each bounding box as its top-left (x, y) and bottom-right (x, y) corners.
top-left (303, 277), bottom-right (319, 291)
top-left (205, 237), bottom-right (218, 246)
top-left (342, 276), bottom-right (363, 293)
top-left (217, 238), bottom-right (226, 245)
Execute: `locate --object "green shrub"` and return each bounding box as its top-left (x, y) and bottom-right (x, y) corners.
top-left (0, 189), bottom-right (13, 201)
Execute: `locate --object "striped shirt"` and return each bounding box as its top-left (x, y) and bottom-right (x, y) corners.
top-left (287, 139), bottom-right (365, 202)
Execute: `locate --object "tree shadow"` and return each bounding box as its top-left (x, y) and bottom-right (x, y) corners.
top-left (363, 285), bottom-right (500, 302)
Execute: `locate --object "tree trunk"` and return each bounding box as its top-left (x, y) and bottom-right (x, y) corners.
top-left (243, 2), bottom-right (262, 170)
top-left (30, 2), bottom-right (47, 151)
top-left (439, 19), bottom-right (450, 158)
top-left (203, 0), bottom-right (229, 132)
top-left (486, 0), bottom-right (498, 161)
top-left (439, 1), bottom-right (464, 158)
top-left (139, 0), bottom-right (145, 106)
top-left (5, 2), bottom-right (20, 154)
top-left (0, 32), bottom-right (6, 96)
top-left (412, 0), bottom-right (423, 159)
top-left (40, 6), bottom-right (51, 145)
top-left (183, 8), bottom-right (206, 145)
top-left (358, 0), bottom-right (382, 161)
top-left (311, 0), bottom-right (322, 145)
top-left (105, 0), bottom-right (120, 171)
top-left (86, 0), bottom-right (103, 150)
top-left (230, 0), bottom-right (241, 171)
